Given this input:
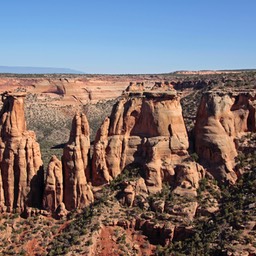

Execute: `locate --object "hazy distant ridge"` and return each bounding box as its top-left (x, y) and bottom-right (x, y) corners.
top-left (0, 66), bottom-right (84, 74)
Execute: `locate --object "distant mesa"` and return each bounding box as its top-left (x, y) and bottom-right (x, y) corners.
top-left (172, 69), bottom-right (256, 75)
top-left (0, 66), bottom-right (84, 74)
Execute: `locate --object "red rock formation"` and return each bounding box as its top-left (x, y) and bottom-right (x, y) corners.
top-left (0, 170), bottom-right (5, 212)
top-left (151, 81), bottom-right (174, 91)
top-left (195, 90), bottom-right (256, 183)
top-left (92, 89), bottom-right (195, 193)
top-left (43, 155), bottom-right (63, 212)
top-left (118, 178), bottom-right (148, 207)
top-left (0, 92), bottom-right (43, 212)
top-left (125, 82), bottom-right (145, 92)
top-left (135, 218), bottom-right (175, 246)
top-left (62, 113), bottom-right (94, 210)
top-left (0, 76), bottom-right (141, 105)
top-left (55, 202), bottom-right (68, 219)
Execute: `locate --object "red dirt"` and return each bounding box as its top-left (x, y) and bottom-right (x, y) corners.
top-left (94, 226), bottom-right (155, 256)
top-left (24, 238), bottom-right (45, 256)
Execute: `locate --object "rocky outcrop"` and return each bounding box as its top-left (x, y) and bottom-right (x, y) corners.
top-left (62, 113), bottom-right (94, 211)
top-left (174, 162), bottom-right (204, 191)
top-left (92, 88), bottom-right (201, 194)
top-left (135, 219), bottom-right (175, 245)
top-left (125, 82), bottom-right (144, 92)
top-left (55, 202), bottom-right (68, 219)
top-left (0, 92), bottom-right (43, 212)
top-left (151, 81), bottom-right (174, 91)
top-left (118, 178), bottom-right (148, 207)
top-left (195, 90), bottom-right (256, 183)
top-left (42, 155), bottom-right (63, 212)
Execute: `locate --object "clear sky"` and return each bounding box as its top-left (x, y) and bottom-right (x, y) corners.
top-left (0, 0), bottom-right (255, 74)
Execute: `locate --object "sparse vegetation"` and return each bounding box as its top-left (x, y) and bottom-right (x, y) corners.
top-left (0, 71), bottom-right (256, 255)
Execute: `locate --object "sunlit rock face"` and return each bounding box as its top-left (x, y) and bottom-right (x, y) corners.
top-left (62, 113), bottom-right (94, 211)
top-left (0, 92), bottom-right (43, 212)
top-left (92, 88), bottom-right (200, 193)
top-left (195, 90), bottom-right (256, 183)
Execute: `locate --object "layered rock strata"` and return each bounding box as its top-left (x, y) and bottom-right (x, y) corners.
top-left (195, 90), bottom-right (256, 183)
top-left (92, 89), bottom-right (202, 194)
top-left (62, 113), bottom-right (94, 211)
top-left (0, 92), bottom-right (43, 212)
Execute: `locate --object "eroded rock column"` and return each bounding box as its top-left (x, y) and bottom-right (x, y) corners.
top-left (0, 92), bottom-right (43, 212)
top-left (62, 113), bottom-right (94, 211)
top-left (43, 155), bottom-right (63, 212)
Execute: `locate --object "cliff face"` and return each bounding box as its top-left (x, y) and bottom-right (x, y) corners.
top-left (0, 76), bottom-right (140, 105)
top-left (195, 90), bottom-right (256, 183)
top-left (92, 89), bottom-right (200, 193)
top-left (0, 92), bottom-right (43, 212)
top-left (62, 113), bottom-right (94, 211)
top-left (2, 81), bottom-right (254, 216)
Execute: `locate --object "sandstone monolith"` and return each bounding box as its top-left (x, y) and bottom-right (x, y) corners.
top-left (0, 92), bottom-right (43, 212)
top-left (195, 90), bottom-right (256, 183)
top-left (43, 155), bottom-right (63, 212)
top-left (62, 113), bottom-right (94, 210)
top-left (92, 87), bottom-right (200, 194)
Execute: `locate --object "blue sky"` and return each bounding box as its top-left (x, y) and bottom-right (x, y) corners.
top-left (0, 0), bottom-right (255, 73)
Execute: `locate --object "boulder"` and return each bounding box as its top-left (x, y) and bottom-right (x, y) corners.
top-left (55, 202), bottom-right (68, 219)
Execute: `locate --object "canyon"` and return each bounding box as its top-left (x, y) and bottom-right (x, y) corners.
top-left (0, 71), bottom-right (255, 255)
